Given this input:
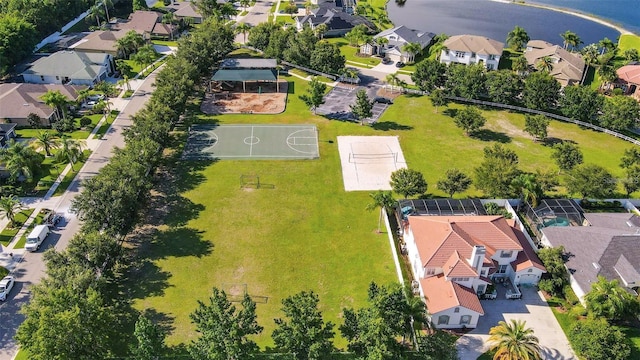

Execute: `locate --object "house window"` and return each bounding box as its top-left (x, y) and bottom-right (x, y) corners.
top-left (489, 54), bottom-right (496, 60)
top-left (528, 269), bottom-right (533, 273)
top-left (471, 52), bottom-right (476, 58)
top-left (451, 277), bottom-right (470, 282)
top-left (40, 76), bottom-right (45, 81)
top-left (426, 268), bottom-right (435, 275)
top-left (487, 64), bottom-right (494, 70)
top-left (56, 76), bottom-right (59, 80)
top-left (501, 250), bottom-right (513, 258)
top-left (497, 265), bottom-right (508, 274)
top-left (438, 315), bottom-right (449, 325)
top-left (481, 269), bottom-right (487, 276)
top-left (461, 315), bottom-right (472, 325)
top-left (454, 307), bottom-right (460, 313)
top-left (445, 50), bottom-right (450, 56)
top-left (455, 51), bottom-right (465, 58)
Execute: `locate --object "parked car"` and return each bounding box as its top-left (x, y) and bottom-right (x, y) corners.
top-left (83, 100), bottom-right (97, 109)
top-left (395, 62), bottom-right (406, 68)
top-left (374, 97), bottom-right (393, 104)
top-left (87, 94), bottom-right (105, 101)
top-left (43, 211), bottom-right (62, 227)
top-left (382, 58), bottom-right (393, 65)
top-left (0, 276), bottom-right (15, 301)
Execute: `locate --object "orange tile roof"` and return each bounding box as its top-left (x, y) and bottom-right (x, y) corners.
top-left (618, 65), bottom-right (640, 85)
top-left (421, 275), bottom-right (484, 315)
top-left (510, 229), bottom-right (546, 272)
top-left (408, 215), bottom-right (523, 268)
top-left (443, 251), bottom-right (478, 277)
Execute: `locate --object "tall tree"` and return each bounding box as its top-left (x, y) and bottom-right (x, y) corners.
top-left (510, 173), bottom-right (543, 208)
top-left (506, 26), bottom-right (530, 51)
top-left (560, 30), bottom-right (581, 51)
top-left (474, 144), bottom-right (520, 198)
top-left (559, 85), bottom-right (603, 122)
top-left (512, 55), bottom-right (529, 75)
top-left (445, 63), bottom-right (486, 99)
top-left (454, 106), bottom-right (486, 136)
top-left (428, 33), bottom-right (449, 60)
top-left (40, 90), bottom-right (70, 121)
top-left (401, 42), bottom-right (422, 64)
top-left (390, 168), bottom-right (427, 198)
top-left (566, 164), bottom-right (616, 199)
top-left (350, 89), bottom-right (373, 125)
top-left (54, 137), bottom-right (85, 170)
top-left (0, 14), bottom-right (38, 76)
top-left (584, 276), bottom-right (640, 321)
top-left (299, 77), bottom-right (327, 114)
top-left (570, 318), bottom-right (631, 360)
top-left (195, 0), bottom-right (218, 18)
top-left (623, 48), bottom-right (639, 62)
top-left (488, 320), bottom-right (542, 360)
top-left (345, 24), bottom-right (369, 47)
top-left (0, 195), bottom-right (24, 227)
top-left (620, 147), bottom-right (640, 169)
top-left (411, 58), bottom-right (447, 92)
top-left (598, 37), bottom-right (617, 55)
top-left (366, 190), bottom-right (395, 233)
top-left (552, 142), bottom-right (583, 172)
top-left (437, 168), bottom-right (472, 197)
top-left (235, 22), bottom-right (252, 43)
top-left (189, 288), bottom-right (263, 360)
top-left (523, 114), bottom-right (550, 142)
top-left (522, 71), bottom-right (560, 111)
top-left (131, 313), bottom-right (166, 360)
top-left (272, 291), bottom-right (335, 360)
top-left (537, 247), bottom-right (569, 297)
top-left (32, 131), bottom-right (61, 157)
top-left (485, 70), bottom-right (523, 104)
top-left (310, 42), bottom-right (345, 74)
top-left (622, 166), bottom-right (640, 196)
top-left (535, 56), bottom-right (554, 73)
top-left (133, 0), bottom-right (148, 11)
top-left (314, 23), bottom-right (328, 39)
top-left (416, 330), bottom-right (459, 360)
top-left (430, 88), bottom-right (449, 113)
top-left (0, 139), bottom-right (44, 182)
top-left (599, 95), bottom-right (640, 131)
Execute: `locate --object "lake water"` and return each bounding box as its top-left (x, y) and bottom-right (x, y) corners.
top-left (386, 0), bottom-right (624, 47)
top-left (530, 0), bottom-right (640, 34)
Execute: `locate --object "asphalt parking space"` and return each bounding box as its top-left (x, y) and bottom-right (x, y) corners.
top-left (315, 84), bottom-right (389, 124)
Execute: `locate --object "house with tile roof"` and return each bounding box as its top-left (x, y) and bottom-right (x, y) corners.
top-left (0, 83), bottom-right (84, 126)
top-left (165, 0), bottom-right (203, 24)
top-left (402, 215), bottom-right (545, 329)
top-left (524, 40), bottom-right (586, 87)
top-left (360, 26), bottom-right (435, 63)
top-left (21, 51), bottom-right (113, 86)
top-left (440, 34), bottom-right (504, 70)
top-left (111, 10), bottom-right (178, 40)
top-left (295, 3), bottom-right (375, 37)
top-left (540, 212), bottom-right (640, 302)
top-left (616, 64), bottom-right (640, 100)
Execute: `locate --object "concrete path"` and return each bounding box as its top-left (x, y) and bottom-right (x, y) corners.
top-left (456, 287), bottom-right (576, 360)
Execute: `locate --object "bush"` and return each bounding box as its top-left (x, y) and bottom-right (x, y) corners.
top-left (570, 318), bottom-right (631, 360)
top-left (79, 117), bottom-right (92, 128)
top-left (52, 117), bottom-right (76, 133)
top-left (568, 304), bottom-right (587, 318)
top-left (563, 285), bottom-right (580, 306)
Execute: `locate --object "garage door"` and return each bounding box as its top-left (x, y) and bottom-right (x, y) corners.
top-left (516, 274), bottom-right (539, 285)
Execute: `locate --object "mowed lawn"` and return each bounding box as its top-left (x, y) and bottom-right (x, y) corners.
top-left (132, 76), bottom-right (632, 349)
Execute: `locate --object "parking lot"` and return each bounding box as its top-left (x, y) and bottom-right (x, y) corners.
top-left (315, 84), bottom-right (389, 124)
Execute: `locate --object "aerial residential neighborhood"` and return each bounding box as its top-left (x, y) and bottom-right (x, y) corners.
top-left (0, 0), bottom-right (639, 359)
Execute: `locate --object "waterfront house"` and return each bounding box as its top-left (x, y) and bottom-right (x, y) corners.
top-left (360, 26), bottom-right (434, 63)
top-left (0, 83), bottom-right (84, 126)
top-left (616, 64), bottom-right (640, 100)
top-left (540, 212), bottom-right (640, 302)
top-left (402, 215), bottom-right (545, 329)
top-left (524, 40), bottom-right (586, 87)
top-left (21, 51), bottom-right (114, 86)
top-left (295, 3), bottom-right (374, 37)
top-left (439, 34), bottom-right (504, 70)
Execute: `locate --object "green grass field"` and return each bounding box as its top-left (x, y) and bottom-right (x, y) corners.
top-left (0, 209), bottom-right (35, 246)
top-left (324, 38), bottom-right (382, 67)
top-left (131, 75), bottom-right (633, 351)
top-left (14, 211), bottom-right (46, 249)
top-left (619, 34), bottom-right (640, 51)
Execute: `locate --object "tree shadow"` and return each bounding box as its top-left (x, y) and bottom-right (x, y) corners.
top-left (124, 256), bottom-right (173, 299)
top-left (152, 226), bottom-right (212, 259)
top-left (140, 307), bottom-right (177, 337)
top-left (543, 137), bottom-right (576, 147)
top-left (472, 129), bottom-right (511, 143)
top-left (173, 159), bottom-right (216, 193)
top-left (371, 121), bottom-right (413, 131)
top-left (442, 108), bottom-right (458, 117)
top-left (286, 80), bottom-right (295, 94)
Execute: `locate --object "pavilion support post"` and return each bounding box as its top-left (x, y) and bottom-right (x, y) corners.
top-left (243, 81), bottom-right (246, 92)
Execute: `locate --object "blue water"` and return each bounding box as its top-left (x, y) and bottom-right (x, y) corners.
top-left (531, 0), bottom-right (640, 34)
top-left (386, 0), bottom-right (625, 47)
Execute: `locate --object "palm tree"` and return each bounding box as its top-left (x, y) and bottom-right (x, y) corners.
top-left (511, 173), bottom-right (542, 209)
top-left (218, 2), bottom-right (238, 19)
top-left (506, 26), bottom-right (530, 52)
top-left (117, 75), bottom-right (132, 92)
top-left (0, 195), bottom-right (24, 228)
top-left (580, 43), bottom-right (599, 84)
top-left (235, 22), bottom-right (252, 43)
top-left (365, 190), bottom-right (395, 233)
top-left (87, 4), bottom-right (105, 27)
top-left (560, 30), bottom-right (581, 51)
top-left (488, 320), bottom-right (542, 360)
top-left (375, 37), bottom-right (389, 56)
top-left (402, 285), bottom-right (428, 344)
top-left (402, 42), bottom-right (422, 64)
top-left (303, 0), bottom-right (317, 15)
top-left (239, 0), bottom-right (251, 11)
top-left (623, 48), bottom-right (639, 62)
top-left (0, 140), bottom-right (43, 183)
top-left (101, 0), bottom-right (113, 22)
top-left (386, 73), bottom-right (401, 93)
top-left (512, 55), bottom-right (529, 75)
top-left (535, 56), bottom-right (554, 73)
top-left (429, 33), bottom-right (449, 60)
top-left (32, 131), bottom-right (61, 157)
top-left (598, 37), bottom-right (617, 55)
top-left (55, 137), bottom-right (86, 170)
top-left (314, 23), bottom-right (328, 39)
top-left (40, 90), bottom-right (70, 121)
top-left (131, 45), bottom-right (157, 76)
top-left (584, 276), bottom-right (638, 321)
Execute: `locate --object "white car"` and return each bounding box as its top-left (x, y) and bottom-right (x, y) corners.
top-left (0, 276), bottom-right (15, 301)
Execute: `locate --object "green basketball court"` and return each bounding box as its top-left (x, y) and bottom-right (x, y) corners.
top-left (183, 124), bottom-right (320, 160)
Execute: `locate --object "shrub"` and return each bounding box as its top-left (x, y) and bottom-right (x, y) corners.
top-left (79, 117), bottom-right (92, 128)
top-left (568, 304), bottom-right (587, 318)
top-left (570, 318), bottom-right (631, 360)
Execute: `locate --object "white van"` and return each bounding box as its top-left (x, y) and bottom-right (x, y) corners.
top-left (25, 225), bottom-right (50, 252)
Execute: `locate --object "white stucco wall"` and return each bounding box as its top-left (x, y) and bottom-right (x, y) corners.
top-left (439, 51), bottom-right (500, 69)
top-left (514, 268), bottom-right (544, 285)
top-left (429, 306), bottom-right (481, 329)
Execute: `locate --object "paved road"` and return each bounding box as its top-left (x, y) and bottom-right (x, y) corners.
top-left (0, 70), bottom-right (159, 360)
top-left (234, 0), bottom-right (274, 43)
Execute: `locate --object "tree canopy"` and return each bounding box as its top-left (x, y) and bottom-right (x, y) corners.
top-left (390, 168), bottom-right (428, 198)
top-left (570, 318), bottom-right (631, 360)
top-left (566, 164), bottom-right (616, 199)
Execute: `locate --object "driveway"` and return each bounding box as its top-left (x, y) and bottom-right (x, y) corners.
top-left (234, 0), bottom-right (274, 43)
top-left (315, 75), bottom-right (389, 124)
top-left (456, 286), bottom-right (576, 360)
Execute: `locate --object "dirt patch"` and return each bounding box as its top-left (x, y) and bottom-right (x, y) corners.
top-left (376, 88), bottom-right (403, 99)
top-left (201, 81), bottom-right (288, 114)
top-left (489, 115), bottom-right (525, 138)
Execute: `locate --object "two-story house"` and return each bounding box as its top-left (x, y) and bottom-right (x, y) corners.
top-left (524, 40), bottom-right (586, 86)
top-left (360, 26), bottom-right (435, 63)
top-left (440, 34), bottom-right (504, 70)
top-left (402, 215), bottom-right (545, 329)
top-left (21, 51), bottom-right (114, 86)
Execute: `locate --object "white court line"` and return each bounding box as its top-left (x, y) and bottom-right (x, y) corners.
top-left (201, 125), bottom-right (316, 128)
top-left (249, 126), bottom-right (254, 156)
top-left (206, 155), bottom-right (317, 158)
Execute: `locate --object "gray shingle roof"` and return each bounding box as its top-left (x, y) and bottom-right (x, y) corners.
top-left (0, 83), bottom-right (84, 120)
top-left (21, 51), bottom-right (110, 80)
top-left (374, 25), bottom-right (434, 49)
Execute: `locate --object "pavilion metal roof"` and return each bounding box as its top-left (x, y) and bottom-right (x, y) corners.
top-left (220, 58), bottom-right (277, 69)
top-left (211, 69), bottom-right (277, 82)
